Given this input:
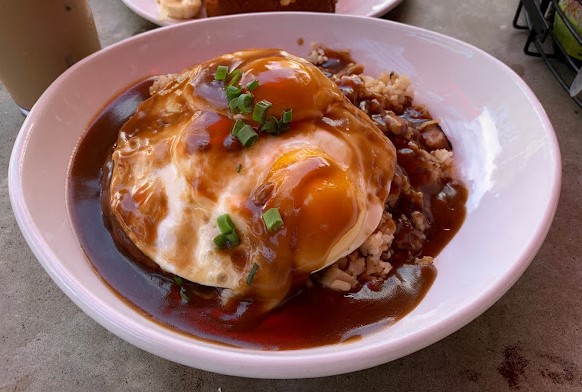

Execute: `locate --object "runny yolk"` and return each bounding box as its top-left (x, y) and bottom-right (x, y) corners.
top-left (294, 169), bottom-right (357, 272)
top-left (239, 58), bottom-right (337, 122)
top-left (181, 111), bottom-right (232, 153)
top-left (261, 148), bottom-right (358, 273)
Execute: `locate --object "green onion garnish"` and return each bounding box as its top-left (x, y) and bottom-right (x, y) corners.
top-left (180, 289), bottom-right (189, 303)
top-left (252, 100), bottom-right (272, 123)
top-left (262, 208), bottom-right (284, 232)
top-left (236, 93), bottom-right (254, 114)
top-left (246, 263), bottom-right (259, 285)
top-left (215, 65), bottom-right (228, 81)
top-left (227, 69), bottom-right (242, 86)
top-left (246, 79), bottom-right (260, 91)
top-left (224, 231), bottom-right (240, 246)
top-left (281, 108), bottom-right (293, 124)
top-left (261, 115), bottom-right (280, 134)
top-left (214, 214), bottom-right (241, 248)
top-left (231, 119), bottom-right (246, 136)
top-left (214, 232), bottom-right (240, 248)
top-left (279, 122), bottom-right (291, 133)
top-left (228, 98), bottom-right (240, 114)
top-left (226, 85), bottom-right (242, 101)
top-left (214, 214), bottom-right (240, 248)
top-left (217, 214), bottom-right (236, 233)
top-left (173, 275), bottom-right (184, 286)
top-left (236, 124), bottom-right (259, 147)
top-left (214, 233), bottom-right (228, 247)
top-left (236, 163), bottom-right (242, 173)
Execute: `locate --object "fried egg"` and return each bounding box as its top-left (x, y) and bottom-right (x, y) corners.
top-left (109, 49), bottom-right (396, 307)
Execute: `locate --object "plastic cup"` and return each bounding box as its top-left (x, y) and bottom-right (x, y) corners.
top-left (0, 0), bottom-right (101, 115)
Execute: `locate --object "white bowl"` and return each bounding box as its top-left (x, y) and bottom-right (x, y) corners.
top-left (8, 13), bottom-right (560, 378)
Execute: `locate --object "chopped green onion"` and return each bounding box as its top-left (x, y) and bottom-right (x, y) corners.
top-left (236, 93), bottom-right (254, 114)
top-left (226, 85), bottom-right (242, 101)
top-left (231, 119), bottom-right (246, 136)
top-left (214, 233), bottom-right (228, 247)
top-left (261, 115), bottom-right (280, 134)
top-left (252, 100), bottom-right (272, 123)
top-left (217, 214), bottom-right (236, 233)
top-left (224, 231), bottom-right (240, 246)
top-left (173, 275), bottom-right (184, 286)
top-left (227, 69), bottom-right (242, 86)
top-left (246, 79), bottom-right (260, 91)
top-left (281, 108), bottom-right (293, 124)
top-left (228, 98), bottom-right (240, 114)
top-left (215, 65), bottom-right (229, 81)
top-left (262, 208), bottom-right (283, 232)
top-left (279, 122), bottom-right (291, 133)
top-left (236, 124), bottom-right (259, 147)
top-left (246, 263), bottom-right (259, 285)
top-left (180, 288), bottom-right (189, 303)
top-left (215, 214), bottom-right (241, 247)
top-left (214, 232), bottom-right (240, 248)
top-left (236, 163), bottom-right (242, 173)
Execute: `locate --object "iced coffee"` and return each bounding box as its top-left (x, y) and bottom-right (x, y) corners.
top-left (0, 0), bottom-right (101, 113)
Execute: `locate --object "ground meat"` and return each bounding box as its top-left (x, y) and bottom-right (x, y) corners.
top-left (309, 45), bottom-right (459, 293)
top-left (419, 121), bottom-right (452, 151)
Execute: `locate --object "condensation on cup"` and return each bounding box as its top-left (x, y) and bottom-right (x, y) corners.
top-left (0, 0), bottom-right (101, 115)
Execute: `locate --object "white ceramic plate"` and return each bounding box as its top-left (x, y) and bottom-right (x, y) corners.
top-left (9, 13), bottom-right (560, 378)
top-left (120, 0), bottom-right (402, 26)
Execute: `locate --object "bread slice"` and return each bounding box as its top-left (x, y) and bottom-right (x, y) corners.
top-left (205, 0), bottom-right (337, 17)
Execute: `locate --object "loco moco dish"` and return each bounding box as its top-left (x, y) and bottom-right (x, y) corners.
top-left (69, 47), bottom-right (467, 349)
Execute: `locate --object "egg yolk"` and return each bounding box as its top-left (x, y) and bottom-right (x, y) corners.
top-left (257, 148), bottom-right (358, 273)
top-left (239, 57), bottom-right (338, 122)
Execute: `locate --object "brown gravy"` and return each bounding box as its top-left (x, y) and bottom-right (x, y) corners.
top-left (69, 74), bottom-right (467, 350)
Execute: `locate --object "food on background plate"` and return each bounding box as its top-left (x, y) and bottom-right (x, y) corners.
top-left (205, 0), bottom-right (337, 17)
top-left (155, 0), bottom-right (337, 19)
top-left (156, 0), bottom-right (202, 19)
top-left (68, 45), bottom-right (467, 349)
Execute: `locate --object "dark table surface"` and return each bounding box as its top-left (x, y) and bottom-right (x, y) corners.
top-left (1, 0), bottom-right (581, 390)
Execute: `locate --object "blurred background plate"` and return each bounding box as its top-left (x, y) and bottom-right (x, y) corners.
top-left (120, 0), bottom-right (403, 26)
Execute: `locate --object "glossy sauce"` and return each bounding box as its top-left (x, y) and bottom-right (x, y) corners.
top-left (69, 53), bottom-right (467, 350)
top-left (106, 50), bottom-right (396, 309)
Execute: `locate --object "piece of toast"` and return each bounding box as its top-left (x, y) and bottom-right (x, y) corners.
top-left (205, 0), bottom-right (337, 17)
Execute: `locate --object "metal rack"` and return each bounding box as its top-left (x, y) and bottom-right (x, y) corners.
top-left (513, 0), bottom-right (582, 107)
